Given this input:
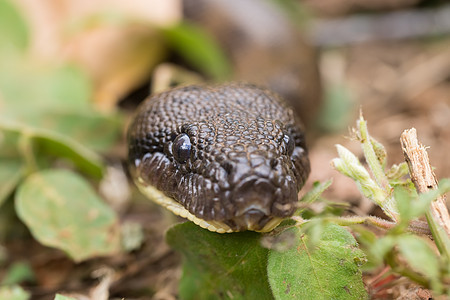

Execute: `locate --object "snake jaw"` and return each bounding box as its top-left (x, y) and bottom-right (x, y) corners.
top-left (135, 176), bottom-right (283, 233)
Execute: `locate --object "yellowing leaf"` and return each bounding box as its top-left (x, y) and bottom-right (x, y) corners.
top-left (0, 285), bottom-right (30, 300)
top-left (15, 169), bottom-right (120, 262)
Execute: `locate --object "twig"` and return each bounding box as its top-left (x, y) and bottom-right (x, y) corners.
top-left (401, 128), bottom-right (450, 262)
top-left (400, 128), bottom-right (450, 235)
top-left (292, 215), bottom-right (431, 235)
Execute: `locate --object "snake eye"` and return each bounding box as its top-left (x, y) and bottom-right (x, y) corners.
top-left (173, 134), bottom-right (191, 164)
top-left (283, 134), bottom-right (295, 156)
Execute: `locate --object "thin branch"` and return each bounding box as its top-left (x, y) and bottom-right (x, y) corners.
top-left (400, 128), bottom-right (450, 235)
top-left (292, 215), bottom-right (431, 236)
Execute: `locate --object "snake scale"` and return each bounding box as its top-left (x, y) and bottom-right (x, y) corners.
top-left (127, 0), bottom-right (320, 233)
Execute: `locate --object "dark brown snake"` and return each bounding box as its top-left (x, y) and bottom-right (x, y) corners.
top-left (127, 0), bottom-right (320, 233)
top-left (128, 84), bottom-right (310, 233)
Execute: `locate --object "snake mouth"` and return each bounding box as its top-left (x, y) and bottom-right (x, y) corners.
top-left (135, 177), bottom-right (284, 233)
top-left (227, 177), bottom-right (295, 231)
top-left (233, 207), bottom-right (272, 231)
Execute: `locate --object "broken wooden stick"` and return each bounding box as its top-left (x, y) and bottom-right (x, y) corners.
top-left (400, 128), bottom-right (450, 236)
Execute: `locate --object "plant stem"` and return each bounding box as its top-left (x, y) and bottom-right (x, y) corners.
top-left (357, 113), bottom-right (399, 221)
top-left (358, 114), bottom-right (390, 192)
top-left (18, 131), bottom-right (37, 174)
top-left (385, 250), bottom-right (430, 289)
top-left (313, 216), bottom-right (430, 235)
top-left (324, 216), bottom-right (395, 229)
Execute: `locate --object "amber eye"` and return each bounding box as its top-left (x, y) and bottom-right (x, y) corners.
top-left (173, 134), bottom-right (191, 163)
top-left (283, 134), bottom-right (295, 156)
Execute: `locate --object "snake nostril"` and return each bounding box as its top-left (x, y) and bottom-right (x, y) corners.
top-left (270, 158), bottom-right (278, 169)
top-left (222, 161), bottom-right (233, 175)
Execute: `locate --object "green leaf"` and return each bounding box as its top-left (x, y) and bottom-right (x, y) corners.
top-left (0, 64), bottom-right (92, 122)
top-left (166, 222), bottom-right (272, 300)
top-left (0, 158), bottom-right (24, 208)
top-left (15, 169), bottom-right (120, 262)
top-left (298, 218), bottom-right (326, 249)
top-left (36, 112), bottom-right (122, 152)
top-left (332, 145), bottom-right (386, 206)
top-left (0, 0), bottom-right (29, 53)
top-left (397, 235), bottom-right (441, 290)
top-left (386, 162), bottom-right (410, 182)
top-left (268, 224), bottom-right (367, 300)
top-left (33, 131), bottom-right (104, 178)
top-left (299, 180), bottom-right (332, 206)
top-left (369, 236), bottom-right (396, 265)
top-left (0, 61), bottom-right (119, 167)
top-left (395, 185), bottom-right (446, 227)
top-left (0, 120), bottom-right (104, 178)
top-left (163, 22), bottom-right (231, 80)
top-left (0, 285), bottom-right (30, 300)
top-left (39, 64), bottom-right (92, 112)
top-left (332, 144), bottom-right (398, 221)
top-left (370, 137), bottom-right (387, 170)
top-left (395, 186), bottom-right (417, 228)
top-left (351, 226), bottom-right (379, 271)
top-left (54, 294), bottom-right (77, 300)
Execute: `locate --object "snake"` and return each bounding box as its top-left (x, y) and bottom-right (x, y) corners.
top-left (127, 0), bottom-right (319, 233)
top-left (127, 83), bottom-right (310, 233)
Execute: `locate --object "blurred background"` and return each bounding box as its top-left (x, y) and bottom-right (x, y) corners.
top-left (0, 0), bottom-right (449, 299)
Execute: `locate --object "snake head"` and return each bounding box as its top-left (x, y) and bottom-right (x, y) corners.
top-left (128, 84), bottom-right (310, 232)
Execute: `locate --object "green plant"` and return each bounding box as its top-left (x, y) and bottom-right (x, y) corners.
top-left (0, 0), bottom-right (230, 264)
top-left (0, 0), bottom-right (123, 262)
top-left (166, 113), bottom-right (450, 299)
top-left (331, 114), bottom-right (450, 295)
